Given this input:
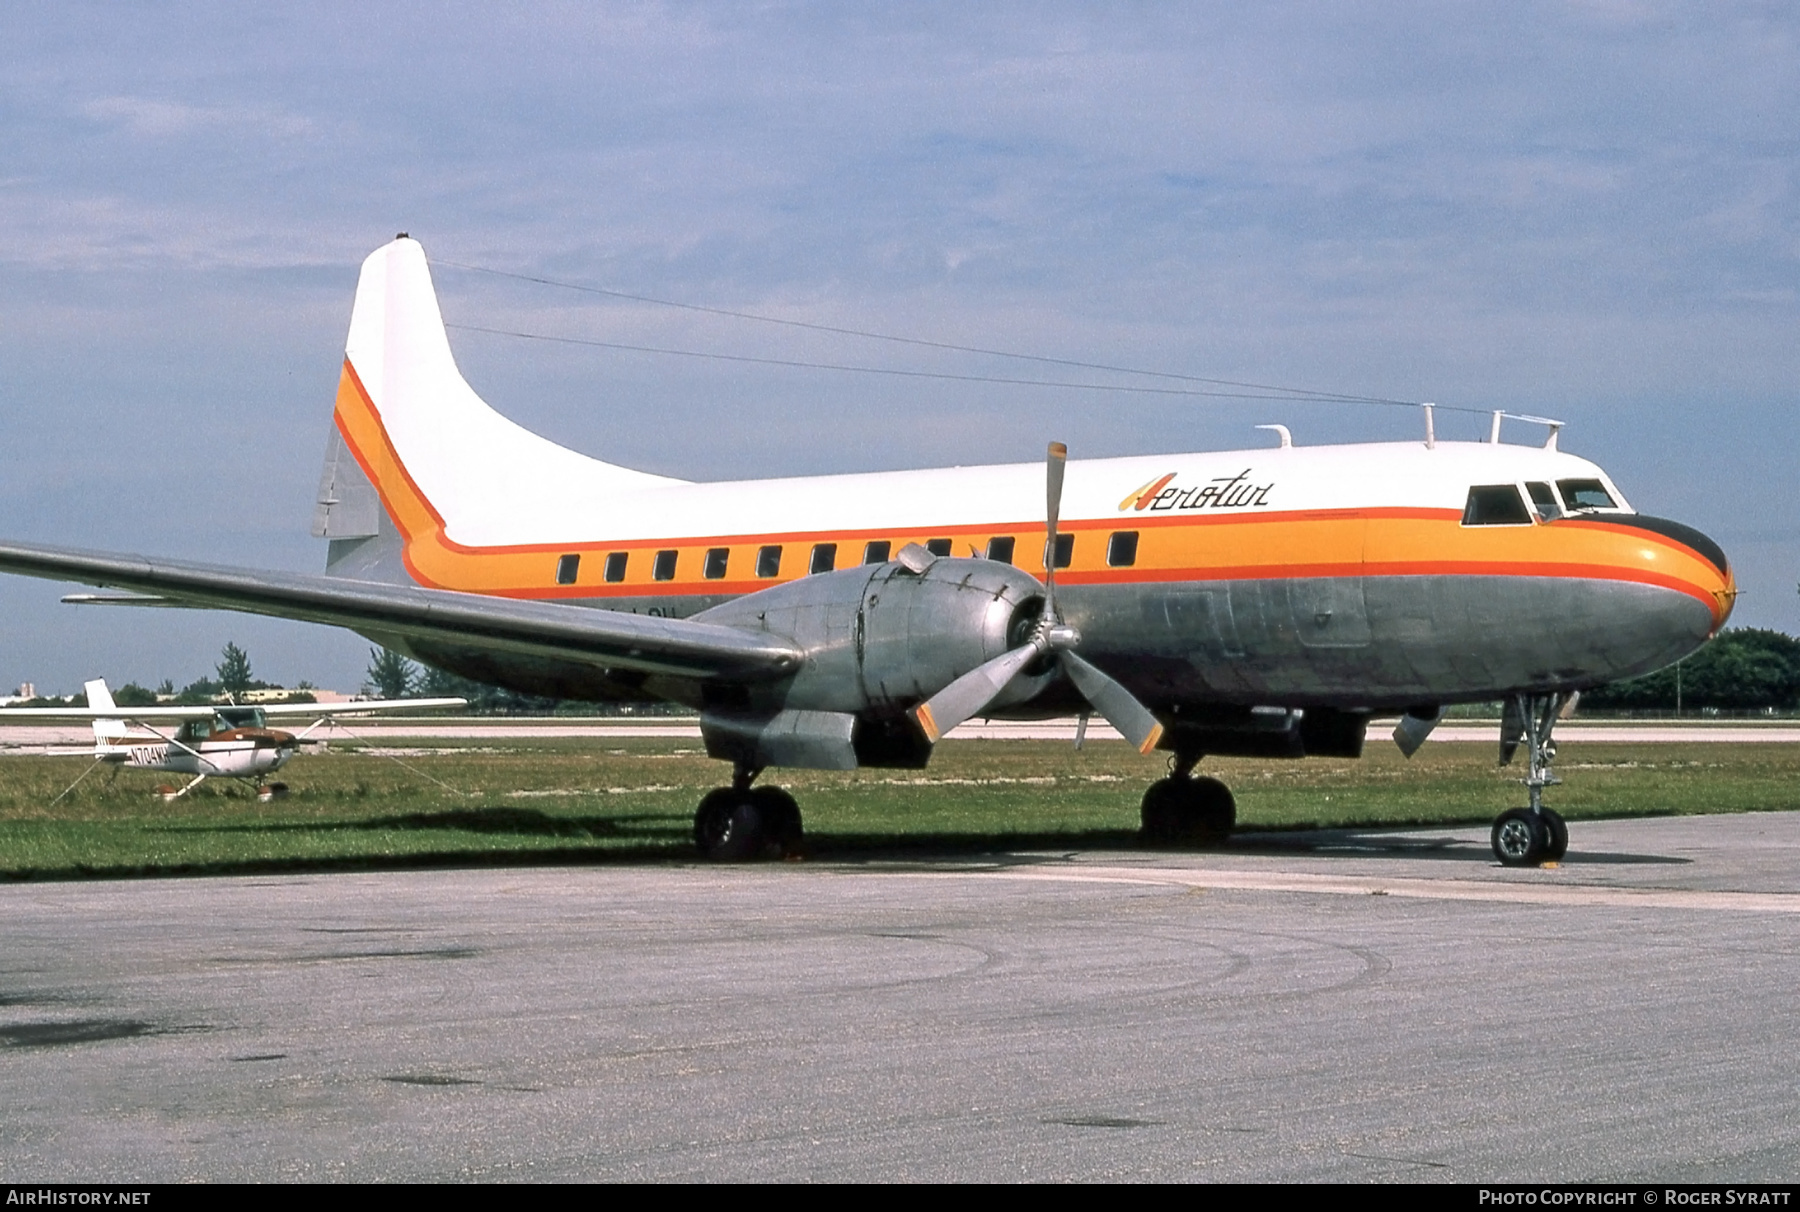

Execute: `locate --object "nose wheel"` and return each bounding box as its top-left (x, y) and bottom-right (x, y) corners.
top-left (1492, 806), bottom-right (1567, 866)
top-left (1492, 692), bottom-right (1571, 866)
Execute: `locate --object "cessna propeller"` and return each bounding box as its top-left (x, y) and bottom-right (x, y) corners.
top-left (910, 442), bottom-right (1166, 754)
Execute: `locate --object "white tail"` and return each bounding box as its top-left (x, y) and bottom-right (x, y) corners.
top-left (84, 678), bottom-right (116, 713)
top-left (84, 678), bottom-right (127, 746)
top-left (315, 236), bottom-right (682, 554)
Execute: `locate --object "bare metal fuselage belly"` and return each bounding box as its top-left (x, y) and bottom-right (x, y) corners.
top-left (390, 571), bottom-right (1711, 713)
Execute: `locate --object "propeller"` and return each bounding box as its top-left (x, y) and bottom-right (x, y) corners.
top-left (910, 443), bottom-right (1165, 754)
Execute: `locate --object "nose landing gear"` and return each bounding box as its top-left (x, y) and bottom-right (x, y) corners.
top-left (1492, 692), bottom-right (1572, 866)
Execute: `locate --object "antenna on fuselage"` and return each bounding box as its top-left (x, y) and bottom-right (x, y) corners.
top-left (1488, 412), bottom-right (1566, 449)
top-left (1255, 424), bottom-right (1294, 449)
top-left (1422, 403), bottom-right (1436, 449)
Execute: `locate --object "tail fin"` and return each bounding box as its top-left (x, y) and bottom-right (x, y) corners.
top-left (84, 678), bottom-right (126, 746)
top-left (84, 678), bottom-right (116, 712)
top-left (312, 235), bottom-right (681, 583)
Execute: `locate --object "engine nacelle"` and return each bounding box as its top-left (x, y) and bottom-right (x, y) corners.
top-left (693, 555), bottom-right (1053, 744)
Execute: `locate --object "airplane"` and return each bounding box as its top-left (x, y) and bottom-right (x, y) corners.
top-left (0, 677), bottom-right (464, 800)
top-left (0, 235), bottom-right (1735, 864)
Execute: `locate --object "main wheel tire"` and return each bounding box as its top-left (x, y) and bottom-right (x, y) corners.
top-left (1491, 807), bottom-right (1548, 867)
top-left (1140, 778), bottom-right (1186, 845)
top-left (751, 786), bottom-right (803, 855)
top-left (694, 788), bottom-right (767, 862)
top-left (1539, 807), bottom-right (1568, 860)
top-left (1190, 776), bottom-right (1236, 845)
top-left (1140, 776), bottom-right (1236, 847)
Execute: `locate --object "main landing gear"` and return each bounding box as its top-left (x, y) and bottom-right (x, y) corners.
top-left (1139, 748), bottom-right (1235, 847)
top-left (693, 764), bottom-right (804, 861)
top-left (1491, 691), bottom-right (1571, 867)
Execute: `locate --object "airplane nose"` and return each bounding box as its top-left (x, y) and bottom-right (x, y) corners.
top-left (1578, 514), bottom-right (1734, 683)
top-left (1623, 514), bottom-right (1736, 634)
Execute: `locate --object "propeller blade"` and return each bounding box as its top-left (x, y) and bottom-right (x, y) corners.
top-left (1043, 441), bottom-right (1067, 609)
top-left (1061, 650), bottom-right (1164, 755)
top-left (910, 644), bottom-right (1042, 743)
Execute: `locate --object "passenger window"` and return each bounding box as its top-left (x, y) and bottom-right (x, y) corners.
top-left (756, 545), bottom-right (782, 578)
top-left (1462, 485), bottom-right (1532, 526)
top-left (863, 540), bottom-right (891, 565)
top-left (985, 536), bottom-right (1015, 564)
top-left (1557, 479), bottom-right (1616, 511)
top-left (925, 538), bottom-right (952, 557)
top-left (809, 543), bottom-right (837, 574)
top-left (1107, 531), bottom-right (1139, 567)
top-left (652, 550), bottom-right (678, 581)
top-left (1044, 533), bottom-right (1075, 569)
top-left (603, 552), bottom-right (628, 583)
top-left (702, 548), bottom-right (729, 580)
top-left (555, 554), bottom-right (580, 585)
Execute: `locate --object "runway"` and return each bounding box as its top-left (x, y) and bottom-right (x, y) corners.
top-left (6, 716), bottom-right (1800, 746)
top-left (3, 813), bottom-right (1799, 1181)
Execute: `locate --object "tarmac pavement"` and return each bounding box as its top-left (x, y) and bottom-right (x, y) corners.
top-left (2, 812), bottom-right (1798, 1182)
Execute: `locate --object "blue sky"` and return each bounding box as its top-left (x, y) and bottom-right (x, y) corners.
top-left (1, 2), bottom-right (1795, 694)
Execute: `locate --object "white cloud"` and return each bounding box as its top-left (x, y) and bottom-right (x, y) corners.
top-left (80, 95), bottom-right (317, 141)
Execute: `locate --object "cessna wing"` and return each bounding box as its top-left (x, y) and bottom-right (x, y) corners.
top-left (0, 540), bottom-right (803, 685)
top-left (0, 697), bottom-right (468, 721)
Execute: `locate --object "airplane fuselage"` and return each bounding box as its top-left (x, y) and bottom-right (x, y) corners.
top-left (323, 352), bottom-right (1732, 715)
top-left (100, 730), bottom-right (297, 779)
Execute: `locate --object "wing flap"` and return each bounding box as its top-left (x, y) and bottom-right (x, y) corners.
top-left (0, 541), bottom-right (802, 682)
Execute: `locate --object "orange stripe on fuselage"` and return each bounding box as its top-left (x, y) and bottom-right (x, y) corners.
top-left (331, 359), bottom-right (1735, 628)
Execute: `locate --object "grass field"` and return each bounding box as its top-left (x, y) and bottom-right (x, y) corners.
top-left (3, 735), bottom-right (1798, 880)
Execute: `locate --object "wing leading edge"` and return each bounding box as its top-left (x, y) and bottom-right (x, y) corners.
top-left (0, 540), bottom-right (802, 683)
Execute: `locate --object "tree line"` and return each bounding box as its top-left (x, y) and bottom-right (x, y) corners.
top-left (1579, 628), bottom-right (1800, 713)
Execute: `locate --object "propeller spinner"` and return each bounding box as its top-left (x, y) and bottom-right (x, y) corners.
top-left (910, 443), bottom-right (1165, 754)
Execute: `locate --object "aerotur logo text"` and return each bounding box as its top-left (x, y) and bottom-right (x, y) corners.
top-left (1118, 469), bottom-right (1274, 512)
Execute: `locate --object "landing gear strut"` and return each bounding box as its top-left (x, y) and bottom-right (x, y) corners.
top-left (694, 764), bottom-right (804, 862)
top-left (1140, 749), bottom-right (1235, 847)
top-left (1491, 692), bottom-right (1571, 867)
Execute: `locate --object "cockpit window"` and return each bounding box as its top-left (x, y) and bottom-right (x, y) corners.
top-left (1462, 485), bottom-right (1532, 526)
top-left (1557, 478), bottom-right (1616, 511)
top-left (1525, 482), bottom-right (1560, 517)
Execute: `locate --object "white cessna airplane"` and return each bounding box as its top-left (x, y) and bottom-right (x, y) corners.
top-left (0, 678), bottom-right (464, 800)
top-left (0, 237), bottom-right (1734, 863)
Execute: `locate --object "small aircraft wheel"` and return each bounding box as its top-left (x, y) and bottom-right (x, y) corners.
top-left (694, 788), bottom-right (767, 862)
top-left (155, 785), bottom-right (179, 801)
top-left (1539, 807), bottom-right (1568, 860)
top-left (1140, 776), bottom-right (1235, 847)
top-left (751, 786), bottom-right (803, 855)
top-left (1491, 808), bottom-right (1548, 867)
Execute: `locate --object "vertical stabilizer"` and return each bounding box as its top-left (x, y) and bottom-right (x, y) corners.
top-left (84, 678), bottom-right (116, 713)
top-left (84, 678), bottom-right (127, 746)
top-left (314, 235), bottom-right (681, 581)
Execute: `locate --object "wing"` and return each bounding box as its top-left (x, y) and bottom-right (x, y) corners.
top-left (0, 704), bottom-right (218, 721)
top-left (255, 697), bottom-right (467, 718)
top-left (0, 540), bottom-right (803, 683)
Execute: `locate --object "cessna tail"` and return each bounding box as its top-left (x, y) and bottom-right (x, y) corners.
top-left (0, 235), bottom-right (1735, 864)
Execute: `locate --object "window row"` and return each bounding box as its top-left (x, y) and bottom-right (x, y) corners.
top-left (552, 531), bottom-right (1144, 586)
